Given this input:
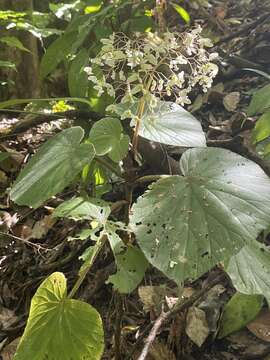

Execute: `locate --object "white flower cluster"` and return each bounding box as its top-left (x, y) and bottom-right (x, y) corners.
top-left (84, 27), bottom-right (218, 109)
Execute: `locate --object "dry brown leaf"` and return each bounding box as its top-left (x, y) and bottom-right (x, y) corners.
top-left (0, 212), bottom-right (18, 230)
top-left (0, 170), bottom-right (8, 185)
top-left (0, 306), bottom-right (17, 328)
top-left (223, 92), bottom-right (240, 112)
top-left (0, 146), bottom-right (24, 173)
top-left (148, 341), bottom-right (176, 360)
top-left (138, 286), bottom-right (166, 313)
top-left (1, 338), bottom-right (20, 360)
top-left (247, 308), bottom-right (270, 343)
top-left (213, 6), bottom-right (227, 19)
top-left (27, 215), bottom-right (56, 240)
top-left (186, 306), bottom-right (210, 347)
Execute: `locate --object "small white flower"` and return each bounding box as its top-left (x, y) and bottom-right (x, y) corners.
top-left (84, 66), bottom-right (93, 75)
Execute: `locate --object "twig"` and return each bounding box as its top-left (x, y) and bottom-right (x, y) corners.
top-left (114, 293), bottom-right (124, 360)
top-left (0, 231), bottom-right (50, 252)
top-left (0, 109), bottom-right (102, 139)
top-left (216, 13), bottom-right (270, 45)
top-left (137, 272), bottom-right (226, 360)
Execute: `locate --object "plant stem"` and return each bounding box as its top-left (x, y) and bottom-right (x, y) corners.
top-left (68, 234), bottom-right (107, 299)
top-left (132, 97), bottom-right (145, 153)
top-left (95, 156), bottom-right (125, 179)
top-left (134, 174), bottom-right (170, 184)
top-left (114, 293), bottom-right (124, 360)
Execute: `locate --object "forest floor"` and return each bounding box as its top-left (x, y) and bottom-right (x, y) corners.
top-left (1, 1), bottom-right (270, 359)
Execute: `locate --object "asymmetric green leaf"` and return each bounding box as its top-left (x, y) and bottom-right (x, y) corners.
top-left (89, 117), bottom-right (129, 162)
top-left (227, 242), bottom-right (270, 305)
top-left (131, 147), bottom-right (270, 284)
top-left (137, 101), bottom-right (206, 147)
top-left (14, 272), bottom-right (104, 360)
top-left (10, 127), bottom-right (95, 208)
top-left (218, 292), bottom-right (263, 338)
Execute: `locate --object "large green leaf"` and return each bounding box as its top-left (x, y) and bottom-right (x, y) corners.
top-left (88, 117), bottom-right (129, 162)
top-left (10, 127), bottom-right (95, 208)
top-left (218, 292), bottom-right (263, 338)
top-left (227, 242), bottom-right (270, 305)
top-left (14, 272), bottom-right (104, 360)
top-left (247, 84), bottom-right (270, 116)
top-left (130, 147), bottom-right (270, 284)
top-left (40, 31), bottom-right (78, 79)
top-left (68, 48), bottom-right (89, 98)
top-left (137, 101), bottom-right (206, 147)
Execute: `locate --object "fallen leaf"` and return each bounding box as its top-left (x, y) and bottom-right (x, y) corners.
top-left (247, 308), bottom-right (270, 343)
top-left (0, 306), bottom-right (17, 328)
top-left (149, 341), bottom-right (176, 360)
top-left (223, 92), bottom-right (240, 112)
top-left (188, 94), bottom-right (203, 113)
top-left (186, 306), bottom-right (210, 347)
top-left (218, 293), bottom-right (264, 339)
top-left (213, 5), bottom-right (227, 19)
top-left (138, 286), bottom-right (166, 313)
top-left (27, 215), bottom-right (56, 240)
top-left (199, 284), bottom-right (226, 333)
top-left (13, 224), bottom-right (33, 239)
top-left (0, 146), bottom-right (24, 173)
top-left (228, 329), bottom-right (270, 358)
top-left (1, 338), bottom-right (20, 360)
top-left (0, 212), bottom-right (18, 230)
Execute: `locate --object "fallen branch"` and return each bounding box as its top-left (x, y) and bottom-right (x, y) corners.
top-left (216, 13), bottom-right (270, 45)
top-left (137, 272), bottom-right (226, 360)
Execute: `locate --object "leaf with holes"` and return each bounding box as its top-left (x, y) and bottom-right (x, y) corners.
top-left (89, 117), bottom-right (129, 162)
top-left (227, 242), bottom-right (270, 305)
top-left (10, 127), bottom-right (95, 208)
top-left (130, 147), bottom-right (270, 284)
top-left (218, 292), bottom-right (263, 338)
top-left (106, 223), bottom-right (148, 293)
top-left (14, 272), bottom-right (104, 360)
